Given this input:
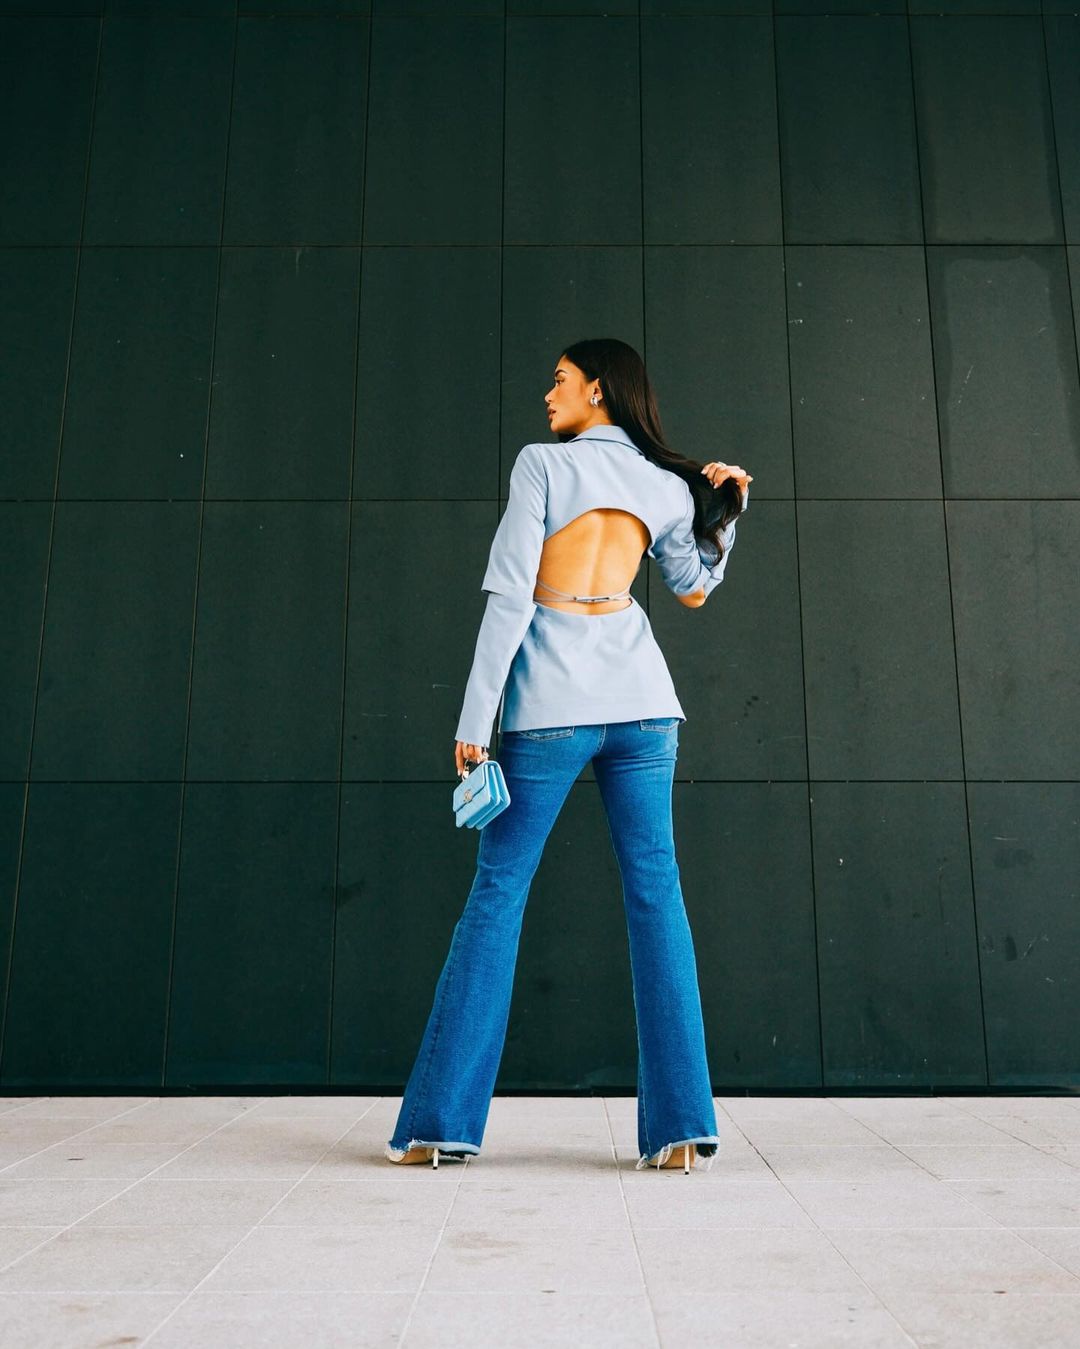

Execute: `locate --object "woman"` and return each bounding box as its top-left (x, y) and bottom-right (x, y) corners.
top-left (385, 338), bottom-right (752, 1173)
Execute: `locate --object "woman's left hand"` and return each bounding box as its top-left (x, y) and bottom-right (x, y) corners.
top-left (701, 461), bottom-right (752, 494)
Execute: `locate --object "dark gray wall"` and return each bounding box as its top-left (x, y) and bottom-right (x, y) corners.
top-left (1, 1), bottom-right (1078, 1092)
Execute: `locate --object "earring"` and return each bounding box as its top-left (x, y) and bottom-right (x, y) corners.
top-left (590, 394), bottom-right (599, 406)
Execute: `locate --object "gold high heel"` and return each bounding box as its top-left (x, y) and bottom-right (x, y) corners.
top-left (384, 1142), bottom-right (473, 1168)
top-left (638, 1141), bottom-right (717, 1172)
top-left (385, 1144), bottom-right (442, 1168)
top-left (656, 1142), bottom-right (695, 1173)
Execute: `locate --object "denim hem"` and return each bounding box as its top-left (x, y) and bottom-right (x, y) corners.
top-left (385, 1139), bottom-right (479, 1161)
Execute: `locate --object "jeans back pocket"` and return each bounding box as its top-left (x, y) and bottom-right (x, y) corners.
top-left (517, 725), bottom-right (576, 740)
top-left (639, 717), bottom-right (679, 732)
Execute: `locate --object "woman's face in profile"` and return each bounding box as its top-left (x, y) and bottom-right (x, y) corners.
top-left (544, 356), bottom-right (594, 437)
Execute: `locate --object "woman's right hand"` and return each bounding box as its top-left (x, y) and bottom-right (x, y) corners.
top-left (701, 461), bottom-right (752, 494)
top-left (455, 740), bottom-right (489, 776)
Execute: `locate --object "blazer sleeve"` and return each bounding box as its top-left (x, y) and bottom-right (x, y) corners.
top-left (649, 480), bottom-right (749, 601)
top-left (454, 444), bottom-right (548, 748)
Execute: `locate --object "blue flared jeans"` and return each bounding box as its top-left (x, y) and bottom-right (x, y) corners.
top-left (387, 717), bottom-right (720, 1166)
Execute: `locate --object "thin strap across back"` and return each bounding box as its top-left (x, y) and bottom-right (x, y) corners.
top-left (534, 576), bottom-right (633, 603)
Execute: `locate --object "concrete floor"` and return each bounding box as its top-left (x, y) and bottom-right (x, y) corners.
top-left (1, 1093), bottom-right (1080, 1347)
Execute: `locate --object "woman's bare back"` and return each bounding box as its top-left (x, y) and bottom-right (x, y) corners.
top-left (532, 508), bottom-right (649, 614)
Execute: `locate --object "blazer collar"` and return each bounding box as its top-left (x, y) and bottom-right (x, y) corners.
top-left (566, 422), bottom-right (645, 456)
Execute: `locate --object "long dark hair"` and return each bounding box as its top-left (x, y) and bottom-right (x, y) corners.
top-left (558, 337), bottom-right (742, 566)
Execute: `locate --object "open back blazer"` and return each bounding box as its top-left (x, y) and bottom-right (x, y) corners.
top-left (453, 422), bottom-right (749, 749)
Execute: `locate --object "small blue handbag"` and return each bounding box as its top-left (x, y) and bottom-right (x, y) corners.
top-left (453, 757), bottom-right (510, 830)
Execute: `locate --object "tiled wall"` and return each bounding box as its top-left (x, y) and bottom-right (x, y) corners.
top-left (1, 1), bottom-right (1078, 1092)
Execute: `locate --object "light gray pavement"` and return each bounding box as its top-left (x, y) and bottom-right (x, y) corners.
top-left (2, 1093), bottom-right (1080, 1346)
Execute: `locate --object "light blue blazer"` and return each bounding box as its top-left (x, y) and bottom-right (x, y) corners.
top-left (453, 423), bottom-right (749, 749)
